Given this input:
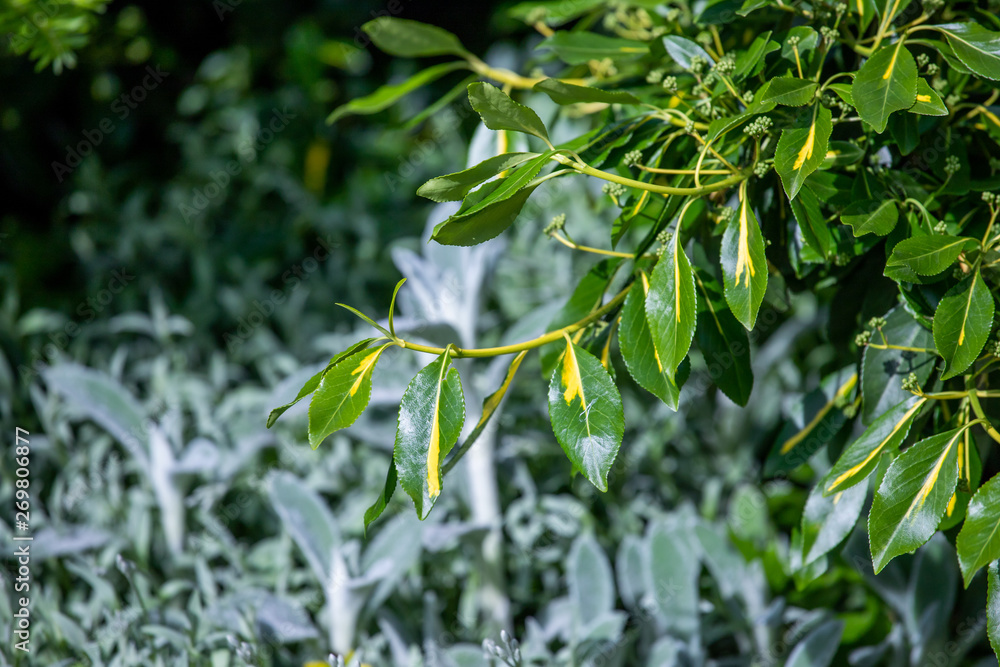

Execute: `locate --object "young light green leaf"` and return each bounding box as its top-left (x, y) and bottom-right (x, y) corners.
top-left (823, 396), bottom-right (926, 496)
top-left (467, 82), bottom-right (549, 143)
top-left (327, 61), bottom-right (467, 124)
top-left (933, 271), bottom-right (994, 380)
top-left (851, 42), bottom-right (917, 133)
top-left (885, 235), bottom-right (976, 279)
top-left (869, 427), bottom-right (963, 574)
top-left (533, 78), bottom-right (640, 105)
top-left (957, 473), bottom-right (1000, 586)
top-left (661, 35), bottom-right (714, 70)
top-left (363, 462), bottom-right (397, 535)
top-left (721, 183), bottom-right (768, 329)
top-left (417, 152), bottom-right (540, 202)
top-left (646, 230), bottom-right (698, 380)
top-left (539, 31), bottom-right (649, 65)
top-left (909, 78), bottom-right (948, 115)
top-left (841, 199), bottom-right (899, 236)
top-left (394, 351), bottom-right (466, 519)
top-left (775, 104), bottom-right (833, 200)
top-left (619, 271), bottom-right (682, 409)
top-left (931, 22), bottom-right (1000, 80)
top-left (308, 343), bottom-right (391, 448)
top-left (694, 269), bottom-right (753, 406)
top-left (761, 77), bottom-right (818, 106)
top-left (268, 338), bottom-right (376, 428)
top-left (548, 337), bottom-right (625, 492)
top-left (361, 17), bottom-right (468, 58)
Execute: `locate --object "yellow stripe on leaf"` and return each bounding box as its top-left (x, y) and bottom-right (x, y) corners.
top-left (793, 121), bottom-right (817, 170)
top-left (827, 398), bottom-right (926, 492)
top-left (425, 354), bottom-right (451, 499)
top-left (640, 272), bottom-right (665, 372)
top-left (561, 338), bottom-right (587, 409)
top-left (735, 195), bottom-right (755, 288)
top-left (780, 373), bottom-right (858, 455)
top-left (350, 348), bottom-right (383, 396)
top-left (916, 94), bottom-right (931, 103)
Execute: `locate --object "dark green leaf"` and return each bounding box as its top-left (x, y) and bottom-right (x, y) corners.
top-left (885, 235), bottom-right (976, 279)
top-left (363, 462), bottom-right (397, 534)
top-left (761, 77), bottom-right (818, 106)
top-left (417, 152), bottom-right (539, 202)
top-left (308, 343), bottom-right (391, 448)
top-left (932, 22), bottom-right (1000, 80)
top-left (533, 78), bottom-right (640, 105)
top-left (933, 271), bottom-right (994, 380)
top-left (957, 473), bottom-right (1000, 586)
top-left (539, 31), bottom-right (648, 65)
top-left (467, 82), bottom-right (549, 143)
top-left (909, 78), bottom-right (948, 115)
top-left (790, 183), bottom-right (833, 259)
top-left (694, 269), bottom-right (753, 406)
top-left (841, 199), bottom-right (899, 236)
top-left (861, 306), bottom-right (935, 424)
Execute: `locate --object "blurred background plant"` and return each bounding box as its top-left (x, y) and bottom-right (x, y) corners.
top-left (1, 1), bottom-right (999, 665)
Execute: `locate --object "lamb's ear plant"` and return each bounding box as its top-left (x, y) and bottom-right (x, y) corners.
top-left (271, 0), bottom-right (1000, 646)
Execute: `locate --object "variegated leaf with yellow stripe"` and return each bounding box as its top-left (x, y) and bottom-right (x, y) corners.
top-left (775, 104), bottom-right (833, 200)
top-left (823, 396), bottom-right (926, 496)
top-left (394, 350), bottom-right (466, 519)
top-left (548, 336), bottom-right (625, 492)
top-left (721, 182), bottom-right (769, 329)
top-left (646, 226), bottom-right (697, 381)
top-left (850, 41), bottom-right (917, 133)
top-left (869, 426), bottom-right (965, 573)
top-left (619, 271), bottom-right (682, 409)
top-left (308, 342), bottom-right (392, 449)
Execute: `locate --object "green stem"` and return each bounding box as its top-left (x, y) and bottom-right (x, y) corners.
top-left (552, 153), bottom-right (750, 196)
top-left (396, 285), bottom-right (632, 358)
top-left (967, 380), bottom-right (1000, 444)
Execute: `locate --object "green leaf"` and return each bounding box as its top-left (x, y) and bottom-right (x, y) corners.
top-left (827, 82), bottom-right (854, 106)
top-left (957, 473), bottom-right (1000, 586)
top-left (860, 307), bottom-right (935, 424)
top-left (885, 235), bottom-right (976, 279)
top-left (548, 338), bottom-right (625, 492)
top-left (417, 152), bottom-right (539, 202)
top-left (326, 61), bottom-right (467, 124)
top-left (267, 338), bottom-right (376, 427)
top-left (775, 104), bottom-right (833, 200)
top-left (361, 17), bottom-right (468, 58)
top-left (538, 31), bottom-right (649, 65)
top-left (790, 183), bottom-right (833, 259)
top-left (823, 396), bottom-right (926, 496)
top-left (851, 42), bottom-right (917, 133)
top-left (785, 620), bottom-right (845, 667)
top-left (533, 78), bottom-right (640, 105)
top-left (308, 343), bottom-right (390, 448)
top-left (431, 152), bottom-right (553, 246)
top-left (869, 427), bottom-right (963, 574)
top-left (761, 77), bottom-right (818, 106)
top-left (508, 0), bottom-right (605, 25)
top-left (394, 351), bottom-right (466, 519)
top-left (909, 78), bottom-right (948, 115)
top-left (932, 22), bottom-right (1000, 80)
top-left (841, 199), bottom-right (899, 236)
top-left (889, 111), bottom-right (920, 155)
top-left (933, 271), bottom-right (994, 380)
top-left (467, 82), bottom-right (550, 143)
top-left (733, 31), bottom-right (777, 80)
top-left (363, 462), bottom-right (397, 535)
top-left (989, 561), bottom-right (1000, 659)
top-left (721, 184), bottom-right (768, 329)
top-left (646, 230), bottom-right (698, 380)
top-left (619, 271), bottom-right (682, 409)
top-left (694, 269), bottom-right (753, 406)
top-left (661, 35), bottom-right (714, 70)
